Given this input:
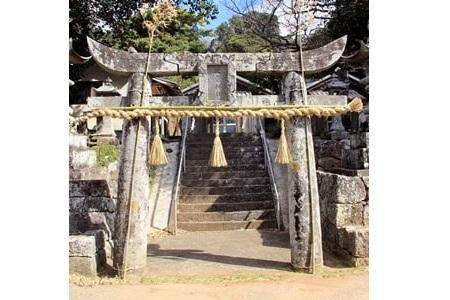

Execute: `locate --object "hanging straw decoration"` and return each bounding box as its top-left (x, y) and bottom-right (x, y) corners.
top-left (208, 118), bottom-right (228, 167)
top-left (148, 117), bottom-right (168, 165)
top-left (275, 119), bottom-right (292, 164)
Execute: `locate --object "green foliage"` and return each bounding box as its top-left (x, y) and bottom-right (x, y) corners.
top-left (327, 0), bottom-right (368, 42)
top-left (214, 12), bottom-right (279, 53)
top-left (166, 75), bottom-right (198, 89)
top-left (70, 0), bottom-right (217, 52)
top-left (92, 145), bottom-right (120, 168)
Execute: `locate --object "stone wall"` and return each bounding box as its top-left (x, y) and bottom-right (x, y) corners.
top-left (69, 180), bottom-right (116, 259)
top-left (69, 230), bottom-right (107, 276)
top-left (317, 171), bottom-right (369, 266)
top-left (69, 133), bottom-right (181, 236)
top-left (314, 130), bottom-right (369, 172)
top-left (267, 136), bottom-right (369, 266)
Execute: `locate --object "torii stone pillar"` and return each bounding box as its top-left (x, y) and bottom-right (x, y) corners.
top-left (284, 71), bottom-right (323, 272)
top-left (113, 72), bottom-right (151, 273)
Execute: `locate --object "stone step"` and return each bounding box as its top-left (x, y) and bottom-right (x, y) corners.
top-left (185, 164), bottom-right (265, 173)
top-left (187, 140), bottom-right (262, 147)
top-left (181, 177), bottom-right (270, 187)
top-left (185, 158), bottom-right (265, 166)
top-left (188, 133), bottom-right (260, 141)
top-left (178, 209), bottom-right (275, 222)
top-left (178, 220), bottom-right (278, 231)
top-left (185, 146), bottom-right (264, 156)
top-left (178, 201), bottom-right (274, 212)
top-left (180, 185), bottom-right (271, 195)
top-left (186, 151), bottom-right (264, 161)
top-left (179, 192), bottom-right (274, 203)
top-left (182, 170), bottom-right (268, 180)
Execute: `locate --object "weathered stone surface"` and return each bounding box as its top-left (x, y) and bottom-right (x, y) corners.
top-left (362, 176), bottom-right (369, 189)
top-left (70, 196), bottom-right (116, 213)
top-left (113, 72), bottom-right (150, 273)
top-left (315, 139), bottom-right (350, 161)
top-left (69, 133), bottom-right (88, 149)
top-left (87, 36), bottom-right (347, 76)
top-left (342, 148), bottom-right (369, 169)
top-left (363, 204), bottom-right (369, 226)
top-left (84, 196), bottom-right (116, 212)
top-left (327, 203), bottom-right (364, 227)
top-left (328, 167), bottom-right (369, 177)
top-left (318, 157), bottom-right (342, 170)
top-left (350, 132), bottom-right (369, 149)
top-left (69, 180), bottom-right (111, 198)
top-left (285, 71), bottom-right (323, 271)
top-left (267, 139), bottom-right (289, 230)
top-left (348, 256), bottom-right (369, 267)
top-left (70, 149), bottom-right (97, 170)
top-left (321, 219), bottom-right (338, 253)
top-left (335, 247), bottom-right (369, 267)
top-left (337, 226), bottom-right (369, 257)
top-left (69, 197), bottom-right (85, 212)
top-left (148, 142), bottom-right (179, 231)
top-left (69, 235), bottom-right (96, 257)
top-left (317, 171), bottom-right (367, 204)
top-left (329, 130), bottom-right (349, 141)
top-left (75, 165), bottom-right (119, 198)
top-left (69, 212), bottom-right (113, 239)
top-left (84, 230), bottom-right (106, 251)
top-left (69, 256), bottom-right (97, 276)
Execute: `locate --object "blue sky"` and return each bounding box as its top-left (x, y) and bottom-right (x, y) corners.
top-left (205, 1), bottom-right (234, 30)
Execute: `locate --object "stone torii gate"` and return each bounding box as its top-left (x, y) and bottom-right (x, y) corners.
top-left (87, 36), bottom-right (349, 273)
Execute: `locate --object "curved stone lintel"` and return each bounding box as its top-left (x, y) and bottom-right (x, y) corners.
top-left (87, 36), bottom-right (347, 76)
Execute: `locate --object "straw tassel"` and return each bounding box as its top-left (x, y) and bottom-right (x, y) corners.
top-left (208, 118), bottom-right (228, 167)
top-left (275, 119), bottom-right (292, 164)
top-left (348, 97), bottom-right (363, 112)
top-left (149, 117), bottom-right (168, 166)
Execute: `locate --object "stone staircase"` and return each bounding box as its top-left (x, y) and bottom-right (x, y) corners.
top-left (178, 133), bottom-right (278, 231)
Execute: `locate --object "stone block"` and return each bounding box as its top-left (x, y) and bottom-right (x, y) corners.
top-left (335, 247), bottom-right (369, 267)
top-left (69, 212), bottom-right (113, 238)
top-left (69, 256), bottom-right (97, 277)
top-left (337, 226), bottom-right (369, 257)
top-left (350, 132), bottom-right (369, 149)
top-left (84, 230), bottom-right (106, 251)
top-left (327, 203), bottom-right (364, 227)
top-left (86, 212), bottom-right (113, 238)
top-left (69, 212), bottom-right (85, 234)
top-left (329, 130), bottom-right (349, 141)
top-left (84, 196), bottom-right (116, 212)
top-left (69, 197), bottom-right (85, 212)
top-left (321, 220), bottom-right (338, 252)
top-left (317, 171), bottom-right (367, 205)
top-left (363, 204), bottom-right (369, 226)
top-left (69, 180), bottom-right (111, 198)
top-left (69, 235), bottom-right (96, 257)
top-left (318, 157), bottom-right (342, 170)
top-left (71, 149), bottom-right (97, 169)
top-left (347, 256), bottom-right (369, 267)
top-left (69, 134), bottom-right (88, 149)
top-left (70, 196), bottom-right (115, 213)
top-left (362, 176), bottom-right (369, 189)
top-left (342, 148), bottom-right (369, 169)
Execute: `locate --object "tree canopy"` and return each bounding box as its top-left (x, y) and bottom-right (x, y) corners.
top-left (69, 0), bottom-right (218, 54)
top-left (213, 12), bottom-right (281, 53)
top-left (70, 0), bottom-right (218, 80)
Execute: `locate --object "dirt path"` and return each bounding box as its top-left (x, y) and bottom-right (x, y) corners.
top-left (70, 273), bottom-right (368, 300)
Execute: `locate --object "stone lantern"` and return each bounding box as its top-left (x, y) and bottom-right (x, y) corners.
top-left (92, 77), bottom-right (121, 145)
